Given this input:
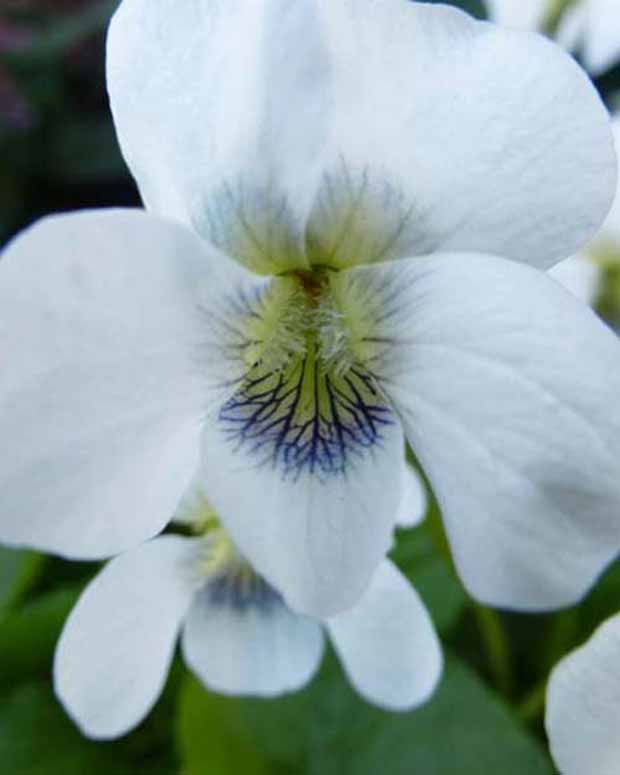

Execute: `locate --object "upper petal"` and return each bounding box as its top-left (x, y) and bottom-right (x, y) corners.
top-left (546, 613), bottom-right (620, 775)
top-left (485, 0), bottom-right (546, 29)
top-left (326, 560), bottom-right (442, 711)
top-left (54, 536), bottom-right (202, 740)
top-left (182, 583), bottom-right (324, 698)
top-left (0, 209), bottom-right (245, 559)
top-left (306, 0), bottom-right (615, 269)
top-left (337, 253), bottom-right (620, 610)
top-left (107, 0), bottom-right (332, 274)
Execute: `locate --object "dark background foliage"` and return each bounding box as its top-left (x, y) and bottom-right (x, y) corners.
top-left (1, 1), bottom-right (620, 772)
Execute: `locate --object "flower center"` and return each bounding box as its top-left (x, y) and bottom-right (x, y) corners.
top-left (218, 267), bottom-right (395, 480)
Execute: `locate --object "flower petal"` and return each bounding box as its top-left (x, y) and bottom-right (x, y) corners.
top-left (546, 613), bottom-right (620, 775)
top-left (0, 209), bottom-right (247, 559)
top-left (200, 405), bottom-right (405, 617)
top-left (54, 536), bottom-right (202, 740)
top-left (548, 255), bottom-right (600, 305)
top-left (558, 0), bottom-right (620, 75)
top-left (594, 115), bottom-right (620, 247)
top-left (107, 0), bottom-right (332, 274)
top-left (337, 253), bottom-right (620, 610)
top-left (182, 583), bottom-right (324, 697)
top-left (326, 560), bottom-right (442, 711)
top-left (396, 462), bottom-right (428, 529)
top-left (485, 0), bottom-right (546, 29)
top-left (306, 0), bottom-right (615, 269)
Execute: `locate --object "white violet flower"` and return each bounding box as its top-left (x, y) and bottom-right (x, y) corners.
top-left (54, 472), bottom-right (440, 740)
top-left (1, 0), bottom-right (620, 617)
top-left (545, 612), bottom-right (620, 775)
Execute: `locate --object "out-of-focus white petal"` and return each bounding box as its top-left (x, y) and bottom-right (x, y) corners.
top-left (338, 253), bottom-right (620, 611)
top-left (485, 0), bottom-right (546, 30)
top-left (182, 585), bottom-right (324, 697)
top-left (307, 0), bottom-right (615, 269)
top-left (558, 0), bottom-right (620, 75)
top-left (546, 613), bottom-right (620, 775)
top-left (54, 536), bottom-right (202, 740)
top-left (549, 255), bottom-right (600, 305)
top-left (0, 209), bottom-right (248, 559)
top-left (200, 411), bottom-right (405, 618)
top-left (107, 0), bottom-right (332, 274)
top-left (326, 560), bottom-right (442, 711)
top-left (396, 462), bottom-right (428, 529)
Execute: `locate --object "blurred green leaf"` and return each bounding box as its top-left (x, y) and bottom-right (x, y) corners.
top-left (0, 681), bottom-right (178, 775)
top-left (48, 116), bottom-right (127, 183)
top-left (4, 2), bottom-right (117, 66)
top-left (0, 586), bottom-right (79, 690)
top-left (177, 649), bottom-right (552, 775)
top-left (177, 676), bottom-right (272, 775)
top-left (578, 560), bottom-right (620, 638)
top-left (0, 547), bottom-right (44, 614)
top-left (392, 522), bottom-right (468, 634)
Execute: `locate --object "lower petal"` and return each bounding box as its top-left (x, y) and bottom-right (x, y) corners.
top-left (182, 583), bottom-right (324, 697)
top-left (546, 613), bottom-right (620, 775)
top-left (54, 536), bottom-right (202, 740)
top-left (326, 560), bottom-right (442, 711)
top-left (201, 399), bottom-right (404, 617)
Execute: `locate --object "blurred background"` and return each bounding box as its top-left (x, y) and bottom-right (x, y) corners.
top-left (1, 1), bottom-right (620, 773)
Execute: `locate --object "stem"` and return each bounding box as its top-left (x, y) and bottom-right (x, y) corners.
top-left (473, 604), bottom-right (514, 698)
top-left (518, 679), bottom-right (548, 723)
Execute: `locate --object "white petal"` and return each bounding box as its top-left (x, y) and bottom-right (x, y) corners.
top-left (307, 1), bottom-right (615, 269)
top-left (339, 253), bottom-right (620, 610)
top-left (396, 462), bottom-right (428, 529)
top-left (107, 0), bottom-right (331, 274)
top-left (485, 0), bottom-right (546, 30)
top-left (593, 115), bottom-right (620, 247)
top-left (182, 584), bottom-right (324, 697)
top-left (546, 614), bottom-right (620, 775)
top-left (563, 0), bottom-right (620, 75)
top-left (200, 409), bottom-right (405, 617)
top-left (548, 255), bottom-right (600, 305)
top-left (0, 209), bottom-right (248, 559)
top-left (54, 536), bottom-right (202, 740)
top-left (326, 560), bottom-right (442, 711)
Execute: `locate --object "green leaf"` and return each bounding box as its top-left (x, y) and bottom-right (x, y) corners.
top-left (0, 546), bottom-right (44, 614)
top-left (0, 681), bottom-right (179, 775)
top-left (392, 522), bottom-right (468, 634)
top-left (177, 676), bottom-right (272, 775)
top-left (0, 586), bottom-right (79, 690)
top-left (48, 117), bottom-right (128, 183)
top-left (343, 656), bottom-right (554, 775)
top-left (177, 649), bottom-right (552, 775)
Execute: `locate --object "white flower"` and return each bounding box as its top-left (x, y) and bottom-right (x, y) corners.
top-left (487, 0), bottom-right (620, 75)
top-left (545, 612), bottom-right (620, 775)
top-left (2, 0), bottom-right (620, 617)
top-left (54, 477), bottom-right (440, 740)
top-left (550, 113), bottom-right (620, 304)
